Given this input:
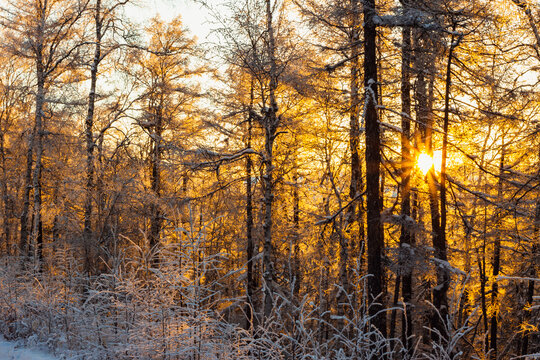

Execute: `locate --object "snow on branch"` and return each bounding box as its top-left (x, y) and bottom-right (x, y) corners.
top-left (373, 11), bottom-right (442, 32)
top-left (187, 147), bottom-right (260, 170)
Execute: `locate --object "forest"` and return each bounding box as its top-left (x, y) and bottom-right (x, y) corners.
top-left (0, 0), bottom-right (538, 359)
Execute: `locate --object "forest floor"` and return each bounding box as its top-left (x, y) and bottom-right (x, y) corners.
top-left (0, 336), bottom-right (58, 360)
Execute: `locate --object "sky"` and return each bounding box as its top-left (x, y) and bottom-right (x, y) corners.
top-left (124, 0), bottom-right (213, 42)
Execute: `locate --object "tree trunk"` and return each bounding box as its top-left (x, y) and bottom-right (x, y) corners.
top-left (245, 95), bottom-right (256, 330)
top-left (28, 2), bottom-right (49, 272)
top-left (399, 9), bottom-right (413, 350)
top-left (32, 71), bottom-right (45, 272)
top-left (489, 143), bottom-right (504, 359)
top-left (389, 274), bottom-right (401, 339)
top-left (436, 28), bottom-right (458, 342)
top-left (415, 28), bottom-right (448, 340)
top-left (521, 248), bottom-right (536, 356)
top-left (0, 122), bottom-right (10, 254)
top-left (96, 135), bottom-right (106, 242)
top-left (20, 130), bottom-right (33, 257)
top-left (262, 134), bottom-right (275, 318)
top-left (338, 0), bottom-right (362, 329)
top-left (363, 0), bottom-right (386, 337)
top-left (83, 0), bottom-right (102, 275)
top-left (262, 0), bottom-right (279, 319)
top-left (479, 234), bottom-right (489, 354)
top-left (292, 167), bottom-right (301, 299)
top-left (521, 193), bottom-right (539, 355)
top-left (149, 108), bottom-right (163, 259)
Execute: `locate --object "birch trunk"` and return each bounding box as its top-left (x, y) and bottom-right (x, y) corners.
top-left (262, 0), bottom-right (279, 319)
top-left (83, 0), bottom-right (102, 274)
top-left (245, 91), bottom-right (256, 330)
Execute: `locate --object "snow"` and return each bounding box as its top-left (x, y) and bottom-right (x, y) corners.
top-left (0, 337), bottom-right (59, 360)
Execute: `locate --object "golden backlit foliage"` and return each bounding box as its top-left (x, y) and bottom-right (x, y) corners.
top-left (0, 0), bottom-right (536, 358)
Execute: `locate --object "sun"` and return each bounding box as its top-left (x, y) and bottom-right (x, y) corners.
top-left (417, 151), bottom-right (442, 175)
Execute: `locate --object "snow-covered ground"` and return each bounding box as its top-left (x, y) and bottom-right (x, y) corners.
top-left (0, 337), bottom-right (58, 360)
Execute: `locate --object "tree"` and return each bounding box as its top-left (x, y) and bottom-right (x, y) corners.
top-left (127, 15), bottom-right (200, 261)
top-left (2, 0), bottom-right (87, 268)
top-left (82, 0), bottom-right (132, 275)
top-left (0, 54), bottom-right (30, 255)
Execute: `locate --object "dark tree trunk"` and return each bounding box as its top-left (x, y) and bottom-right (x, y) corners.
top-left (363, 0), bottom-right (386, 337)
top-left (458, 215), bottom-right (472, 330)
top-left (149, 110), bottom-right (163, 258)
top-left (415, 29), bottom-right (448, 341)
top-left (427, 121), bottom-right (447, 342)
top-left (32, 71), bottom-right (45, 272)
top-left (389, 274), bottom-right (401, 339)
top-left (96, 136), bottom-right (106, 242)
top-left (520, 150), bottom-right (538, 356)
top-left (521, 244), bottom-right (537, 356)
top-left (489, 143), bottom-right (504, 358)
top-left (399, 9), bottom-right (414, 351)
top-left (339, 0), bottom-right (362, 326)
top-left (435, 28), bottom-right (458, 342)
top-left (0, 122), bottom-right (10, 254)
top-left (479, 247), bottom-right (489, 353)
top-left (19, 131), bottom-right (33, 257)
top-left (292, 168), bottom-right (301, 299)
